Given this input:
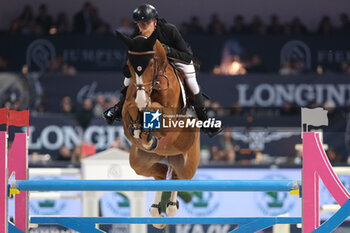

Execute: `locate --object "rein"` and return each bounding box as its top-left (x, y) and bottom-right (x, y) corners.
top-left (128, 50), bottom-right (170, 97)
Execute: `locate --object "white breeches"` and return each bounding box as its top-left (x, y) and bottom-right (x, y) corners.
top-left (175, 61), bottom-right (200, 95)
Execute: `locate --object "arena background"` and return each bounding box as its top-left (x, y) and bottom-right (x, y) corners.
top-left (1, 0), bottom-right (350, 232)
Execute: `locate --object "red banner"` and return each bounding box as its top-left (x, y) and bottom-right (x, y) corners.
top-left (8, 110), bottom-right (29, 127)
top-left (0, 108), bottom-right (8, 125)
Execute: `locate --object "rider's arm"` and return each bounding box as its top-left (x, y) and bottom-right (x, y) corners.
top-left (165, 24), bottom-right (193, 63)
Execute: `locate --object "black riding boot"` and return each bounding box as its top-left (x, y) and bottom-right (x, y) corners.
top-left (103, 85), bottom-right (128, 124)
top-left (193, 92), bottom-right (224, 138)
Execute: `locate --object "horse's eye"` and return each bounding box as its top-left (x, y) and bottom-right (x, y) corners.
top-left (149, 60), bottom-right (154, 67)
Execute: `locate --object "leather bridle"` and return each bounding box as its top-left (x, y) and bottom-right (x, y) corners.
top-left (128, 50), bottom-right (170, 98)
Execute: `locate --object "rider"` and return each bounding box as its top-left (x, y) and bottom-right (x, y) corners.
top-left (104, 4), bottom-right (223, 138)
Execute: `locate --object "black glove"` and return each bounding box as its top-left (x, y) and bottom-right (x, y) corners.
top-left (103, 105), bottom-right (117, 125)
top-left (162, 43), bottom-right (171, 55)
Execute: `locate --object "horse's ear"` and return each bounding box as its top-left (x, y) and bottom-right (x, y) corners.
top-left (146, 29), bottom-right (158, 47)
top-left (115, 30), bottom-right (133, 49)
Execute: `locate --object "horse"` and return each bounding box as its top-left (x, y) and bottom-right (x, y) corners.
top-left (116, 30), bottom-right (200, 229)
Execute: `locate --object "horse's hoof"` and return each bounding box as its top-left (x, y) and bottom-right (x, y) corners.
top-left (128, 124), bottom-right (134, 137)
top-left (146, 135), bottom-right (158, 151)
top-left (150, 203), bottom-right (166, 229)
top-left (150, 203), bottom-right (162, 217)
top-left (134, 129), bottom-right (141, 139)
top-left (128, 125), bottom-right (141, 139)
top-left (153, 222), bottom-right (166, 229)
top-left (166, 200), bottom-right (179, 216)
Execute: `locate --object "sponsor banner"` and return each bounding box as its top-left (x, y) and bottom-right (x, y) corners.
top-left (0, 35), bottom-right (126, 72)
top-left (38, 73), bottom-right (124, 112)
top-left (1, 35), bottom-right (350, 72)
top-left (22, 114), bottom-right (302, 158)
top-left (24, 115), bottom-right (127, 158)
top-left (10, 113), bottom-right (344, 160)
top-left (36, 73), bottom-right (350, 112)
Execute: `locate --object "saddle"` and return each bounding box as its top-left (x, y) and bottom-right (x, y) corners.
top-left (169, 61), bottom-right (209, 114)
top-left (169, 62), bottom-right (193, 110)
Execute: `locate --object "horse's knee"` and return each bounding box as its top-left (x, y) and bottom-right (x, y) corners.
top-left (168, 155), bottom-right (198, 180)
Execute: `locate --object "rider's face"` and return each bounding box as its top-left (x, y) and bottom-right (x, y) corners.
top-left (137, 19), bottom-right (157, 34)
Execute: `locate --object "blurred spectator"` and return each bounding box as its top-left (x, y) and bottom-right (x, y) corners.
top-left (267, 15), bottom-right (282, 35)
top-left (60, 96), bottom-right (75, 115)
top-left (245, 55), bottom-right (266, 73)
top-left (9, 19), bottom-right (22, 35)
top-left (188, 16), bottom-right (204, 34)
top-left (291, 17), bottom-right (308, 35)
top-left (49, 56), bottom-right (64, 72)
top-left (205, 99), bottom-right (215, 117)
top-left (249, 15), bottom-right (264, 34)
top-left (35, 4), bottom-right (53, 34)
top-left (90, 6), bottom-right (110, 35)
top-left (220, 128), bottom-right (237, 162)
top-left (346, 114), bottom-right (350, 164)
top-left (317, 16), bottom-right (334, 36)
top-left (341, 62), bottom-right (350, 75)
top-left (71, 145), bottom-right (82, 163)
top-left (211, 101), bottom-right (226, 116)
top-left (0, 57), bottom-right (8, 71)
top-left (279, 59), bottom-right (300, 75)
top-left (279, 103), bottom-right (298, 115)
top-left (106, 96), bottom-right (119, 109)
top-left (323, 100), bottom-right (336, 116)
top-left (327, 148), bottom-right (342, 163)
top-left (338, 13), bottom-right (350, 35)
top-left (229, 15), bottom-right (248, 34)
top-left (282, 23), bottom-right (292, 36)
top-left (293, 59), bottom-right (304, 74)
top-left (110, 136), bottom-right (130, 151)
top-left (18, 5), bottom-right (34, 34)
top-left (230, 101), bottom-right (244, 116)
top-left (57, 145), bottom-right (72, 161)
top-left (116, 17), bottom-right (134, 36)
top-left (207, 14), bottom-right (226, 35)
top-left (32, 24), bottom-right (43, 36)
top-left (90, 6), bottom-right (103, 30)
top-left (35, 104), bottom-right (45, 115)
top-left (61, 62), bottom-right (77, 75)
top-left (73, 2), bottom-right (93, 35)
top-left (93, 94), bottom-right (107, 117)
top-left (49, 56), bottom-right (76, 75)
top-left (54, 12), bottom-right (69, 34)
top-left (95, 23), bottom-right (111, 35)
top-left (76, 98), bottom-right (94, 130)
top-left (210, 129), bottom-right (238, 163)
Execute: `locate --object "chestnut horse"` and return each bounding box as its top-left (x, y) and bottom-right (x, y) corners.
top-left (116, 30), bottom-right (200, 229)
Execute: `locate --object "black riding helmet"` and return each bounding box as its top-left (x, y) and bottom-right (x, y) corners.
top-left (132, 4), bottom-right (158, 23)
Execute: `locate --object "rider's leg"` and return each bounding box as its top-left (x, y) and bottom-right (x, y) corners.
top-left (103, 77), bottom-right (130, 124)
top-left (175, 61), bottom-right (223, 138)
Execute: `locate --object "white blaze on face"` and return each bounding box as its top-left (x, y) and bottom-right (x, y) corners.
top-left (135, 74), bottom-right (148, 110)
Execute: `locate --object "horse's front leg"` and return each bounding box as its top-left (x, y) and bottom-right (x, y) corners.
top-left (141, 130), bottom-right (158, 151)
top-left (150, 191), bottom-right (166, 229)
top-left (140, 101), bottom-right (164, 151)
top-left (166, 191), bottom-right (179, 216)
